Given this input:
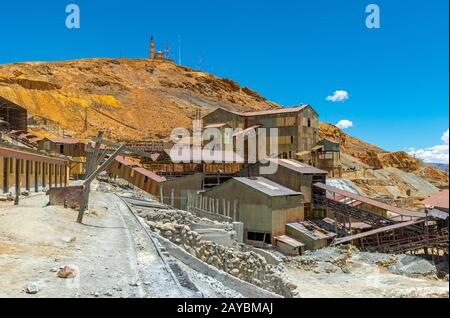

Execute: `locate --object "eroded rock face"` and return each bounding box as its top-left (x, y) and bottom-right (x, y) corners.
top-left (143, 213), bottom-right (297, 298)
top-left (0, 58), bottom-right (277, 141)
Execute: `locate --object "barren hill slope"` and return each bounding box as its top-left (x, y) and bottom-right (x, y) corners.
top-left (0, 58), bottom-right (447, 192)
top-left (319, 122), bottom-right (448, 193)
top-left (0, 58), bottom-right (278, 140)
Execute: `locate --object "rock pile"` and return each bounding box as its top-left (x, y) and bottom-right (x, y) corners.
top-left (284, 246), bottom-right (358, 274)
top-left (139, 209), bottom-right (199, 226)
top-left (145, 220), bottom-right (297, 298)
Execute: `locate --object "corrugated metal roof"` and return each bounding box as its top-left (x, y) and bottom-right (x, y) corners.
top-left (314, 182), bottom-right (426, 218)
top-left (133, 167), bottom-right (167, 183)
top-left (238, 105), bottom-right (309, 117)
top-left (275, 235), bottom-right (305, 248)
top-left (269, 158), bottom-right (328, 175)
top-left (333, 219), bottom-right (425, 245)
top-left (233, 177), bottom-right (302, 197)
top-left (209, 105), bottom-right (313, 118)
top-left (204, 123), bottom-right (229, 129)
top-left (165, 148), bottom-right (244, 163)
top-left (0, 145), bottom-right (68, 165)
top-left (287, 222), bottom-right (336, 240)
top-left (46, 137), bottom-right (80, 145)
top-left (430, 208), bottom-right (449, 220)
top-left (115, 156), bottom-right (138, 167)
top-left (421, 190), bottom-right (449, 209)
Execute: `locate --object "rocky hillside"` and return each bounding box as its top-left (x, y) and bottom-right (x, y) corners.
top-left (319, 122), bottom-right (448, 191)
top-left (0, 58), bottom-right (447, 192)
top-left (0, 58), bottom-right (278, 141)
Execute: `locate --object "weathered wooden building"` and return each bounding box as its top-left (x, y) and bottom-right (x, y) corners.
top-left (130, 167), bottom-right (167, 195)
top-left (1, 144), bottom-right (69, 194)
top-left (285, 221), bottom-right (336, 251)
top-left (0, 97), bottom-right (28, 131)
top-left (242, 158), bottom-right (328, 219)
top-left (38, 137), bottom-right (87, 157)
top-left (107, 156), bottom-right (139, 183)
top-left (107, 156), bottom-right (203, 210)
top-left (274, 235), bottom-right (305, 255)
top-left (204, 176), bottom-right (304, 245)
top-left (37, 137), bottom-right (91, 178)
top-left (203, 105), bottom-right (319, 159)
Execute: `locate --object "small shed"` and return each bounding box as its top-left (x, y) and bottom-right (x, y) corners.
top-left (318, 139), bottom-right (340, 152)
top-left (244, 158), bottom-right (327, 219)
top-left (286, 221), bottom-right (336, 251)
top-left (205, 176), bottom-right (304, 245)
top-left (38, 137), bottom-right (87, 157)
top-left (275, 235), bottom-right (305, 255)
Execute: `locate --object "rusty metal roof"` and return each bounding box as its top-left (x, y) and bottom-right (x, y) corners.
top-left (204, 123), bottom-right (229, 129)
top-left (287, 221), bottom-right (337, 241)
top-left (233, 177), bottom-right (302, 197)
top-left (270, 158), bottom-right (328, 175)
top-left (45, 137), bottom-right (81, 145)
top-left (333, 219), bottom-right (425, 245)
top-left (275, 235), bottom-right (305, 248)
top-left (210, 105), bottom-right (314, 118)
top-left (238, 105), bottom-right (309, 117)
top-left (133, 167), bottom-right (167, 183)
top-left (0, 145), bottom-right (68, 165)
top-left (421, 190), bottom-right (449, 210)
top-left (115, 156), bottom-right (138, 167)
top-left (314, 182), bottom-right (426, 218)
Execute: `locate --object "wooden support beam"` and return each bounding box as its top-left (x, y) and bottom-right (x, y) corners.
top-left (90, 137), bottom-right (157, 161)
top-left (83, 144), bottom-right (126, 186)
top-left (77, 144), bottom-right (125, 224)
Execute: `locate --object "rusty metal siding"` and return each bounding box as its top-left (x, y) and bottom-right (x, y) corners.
top-left (161, 173), bottom-right (203, 209)
top-left (205, 178), bottom-right (304, 244)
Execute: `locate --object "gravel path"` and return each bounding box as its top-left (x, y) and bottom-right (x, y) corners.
top-left (0, 190), bottom-right (185, 298)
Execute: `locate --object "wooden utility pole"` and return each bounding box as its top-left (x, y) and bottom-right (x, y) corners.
top-left (77, 143), bottom-right (125, 223)
top-left (77, 131), bottom-right (103, 223)
top-left (14, 159), bottom-right (20, 205)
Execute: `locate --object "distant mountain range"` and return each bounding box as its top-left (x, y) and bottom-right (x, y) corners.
top-left (430, 163), bottom-right (449, 172)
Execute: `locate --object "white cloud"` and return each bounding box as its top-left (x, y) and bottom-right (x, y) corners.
top-left (408, 129), bottom-right (449, 164)
top-left (326, 90), bottom-right (349, 102)
top-left (442, 129), bottom-right (449, 144)
top-left (336, 119), bottom-right (353, 129)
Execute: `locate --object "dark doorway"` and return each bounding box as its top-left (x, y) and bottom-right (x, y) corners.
top-left (3, 157), bottom-right (9, 193)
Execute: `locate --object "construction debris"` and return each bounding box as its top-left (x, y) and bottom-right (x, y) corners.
top-left (57, 266), bottom-right (78, 279)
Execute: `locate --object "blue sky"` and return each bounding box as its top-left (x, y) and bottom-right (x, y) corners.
top-left (0, 1), bottom-right (448, 162)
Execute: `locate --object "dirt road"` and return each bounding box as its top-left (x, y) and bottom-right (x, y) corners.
top-left (0, 191), bottom-right (186, 298)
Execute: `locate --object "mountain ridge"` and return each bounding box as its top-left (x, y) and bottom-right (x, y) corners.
top-left (0, 58), bottom-right (447, 191)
